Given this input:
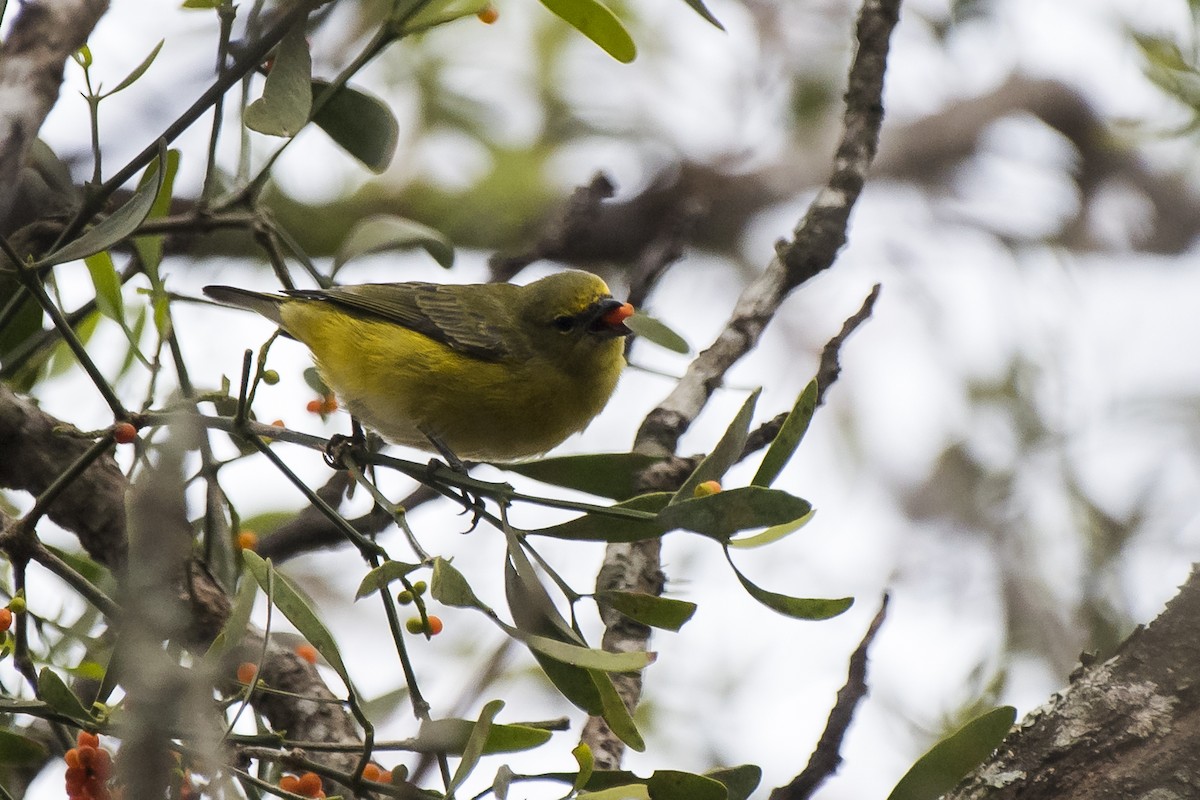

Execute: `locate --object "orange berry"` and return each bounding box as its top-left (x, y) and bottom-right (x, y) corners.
top-left (693, 479), bottom-right (722, 498)
top-left (320, 396), bottom-right (338, 414)
top-left (426, 615), bottom-right (444, 635)
top-left (306, 399), bottom-right (323, 414)
top-left (236, 662), bottom-right (258, 685)
top-left (112, 421), bottom-right (138, 444)
top-left (65, 748), bottom-right (82, 769)
top-left (477, 4), bottom-right (499, 23)
top-left (297, 771), bottom-right (323, 797)
top-left (379, 770), bottom-right (393, 784)
top-left (237, 531), bottom-right (259, 551)
top-left (295, 643), bottom-right (318, 664)
top-left (94, 747), bottom-right (112, 779)
top-left (77, 731), bottom-right (100, 749)
top-left (363, 763), bottom-right (384, 782)
top-left (0, 607), bottom-right (11, 632)
top-left (279, 774), bottom-right (301, 793)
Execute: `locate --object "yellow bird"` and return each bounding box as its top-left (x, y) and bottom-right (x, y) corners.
top-left (203, 270), bottom-right (634, 461)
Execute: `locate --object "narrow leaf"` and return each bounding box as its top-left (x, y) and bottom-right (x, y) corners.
top-left (679, 0), bottom-right (725, 29)
top-left (356, 560), bottom-right (423, 600)
top-left (0, 730), bottom-right (48, 765)
top-left (504, 532), bottom-right (580, 642)
top-left (334, 214), bottom-right (455, 273)
top-left (674, 390), bottom-right (760, 503)
top-left (432, 557), bottom-right (485, 608)
top-left (572, 743), bottom-right (595, 793)
top-left (105, 39), bottom-right (164, 96)
top-left (659, 486), bottom-right (812, 540)
top-left (36, 668), bottom-right (91, 722)
top-left (728, 509), bottom-right (815, 549)
top-left (244, 21), bottom-right (312, 136)
top-left (591, 669), bottom-right (644, 751)
top-left (539, 0), bottom-right (637, 63)
top-left (414, 717), bottom-right (553, 755)
top-left (311, 79), bottom-right (399, 173)
top-left (624, 311), bottom-right (689, 354)
top-left (448, 699), bottom-right (504, 794)
top-left (705, 765), bottom-right (762, 800)
top-left (84, 252), bottom-right (124, 324)
top-left (725, 550), bottom-right (853, 620)
top-left (887, 706), bottom-right (1017, 800)
top-left (207, 574), bottom-right (258, 659)
top-left (39, 143), bottom-right (165, 267)
top-left (522, 631), bottom-right (653, 672)
top-left (595, 591), bottom-right (696, 632)
top-left (753, 378), bottom-right (819, 487)
top-left (527, 492), bottom-right (670, 542)
top-left (532, 652), bottom-right (603, 714)
top-left (646, 770), bottom-right (727, 800)
top-left (242, 550), bottom-right (352, 682)
top-left (580, 785), bottom-right (650, 800)
top-left (502, 453), bottom-right (667, 501)
top-left (132, 147), bottom-right (181, 279)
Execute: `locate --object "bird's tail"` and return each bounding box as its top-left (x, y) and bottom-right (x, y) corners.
top-left (203, 285), bottom-right (286, 325)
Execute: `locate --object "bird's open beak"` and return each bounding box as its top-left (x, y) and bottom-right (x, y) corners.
top-left (588, 297), bottom-right (635, 338)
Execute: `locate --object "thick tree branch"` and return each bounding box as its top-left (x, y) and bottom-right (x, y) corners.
top-left (0, 0), bottom-right (109, 230)
top-left (581, 0), bottom-right (902, 770)
top-left (944, 566), bottom-right (1200, 799)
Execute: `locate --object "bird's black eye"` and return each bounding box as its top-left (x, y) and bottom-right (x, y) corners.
top-left (552, 315), bottom-right (576, 333)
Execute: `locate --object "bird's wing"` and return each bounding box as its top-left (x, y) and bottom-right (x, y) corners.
top-left (286, 283), bottom-right (512, 361)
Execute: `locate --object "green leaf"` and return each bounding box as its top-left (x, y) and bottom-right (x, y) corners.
top-left (725, 550), bottom-right (853, 620)
top-left (311, 79), bottom-right (399, 173)
top-left (0, 730), bottom-right (48, 765)
top-left (573, 743), bottom-right (595, 793)
top-left (104, 39), bottom-right (164, 97)
top-left (503, 532), bottom-right (581, 642)
top-left (532, 652), bottom-right (604, 713)
top-left (414, 716), bottom-right (553, 755)
top-left (595, 591), bottom-right (696, 632)
top-left (678, 0), bottom-right (725, 29)
top-left (727, 509), bottom-right (814, 549)
top-left (646, 770), bottom-right (727, 800)
top-left (242, 550), bottom-right (352, 683)
top-left (334, 214), bottom-right (455, 273)
top-left (83, 251), bottom-right (124, 324)
top-left (0, 282), bottom-right (43, 367)
top-left (39, 143), bottom-right (165, 267)
top-left (431, 557), bottom-right (485, 608)
top-left (356, 560), bottom-right (424, 600)
top-left (591, 668), bottom-right (644, 751)
top-left (502, 453), bottom-right (668, 501)
top-left (538, 0), bottom-right (637, 63)
top-left (526, 492), bottom-right (670, 542)
top-left (523, 631), bottom-right (653, 672)
top-left (448, 699), bottom-right (503, 794)
top-left (244, 21), bottom-right (312, 137)
top-left (132, 147), bottom-right (181, 280)
top-left (182, 0), bottom-right (222, 7)
top-left (658, 486), bottom-right (812, 541)
top-left (625, 311), bottom-right (689, 354)
top-left (36, 668), bottom-right (91, 722)
top-left (704, 765), bottom-right (762, 800)
top-left (887, 706), bottom-right (1016, 800)
top-left (752, 379), bottom-right (818, 487)
top-left (580, 785), bottom-right (650, 800)
top-left (674, 390), bottom-right (760, 503)
top-left (207, 574), bottom-right (258, 659)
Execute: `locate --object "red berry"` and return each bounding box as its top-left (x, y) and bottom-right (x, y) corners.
top-left (112, 421), bottom-right (138, 444)
top-left (77, 731), bottom-right (100, 749)
top-left (236, 662), bottom-right (257, 685)
top-left (279, 775), bottom-right (301, 793)
top-left (0, 607), bottom-right (11, 632)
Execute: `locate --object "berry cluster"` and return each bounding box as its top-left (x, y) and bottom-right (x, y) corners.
top-left (306, 395), bottom-right (338, 416)
top-left (279, 771), bottom-right (325, 798)
top-left (64, 732), bottom-right (112, 800)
